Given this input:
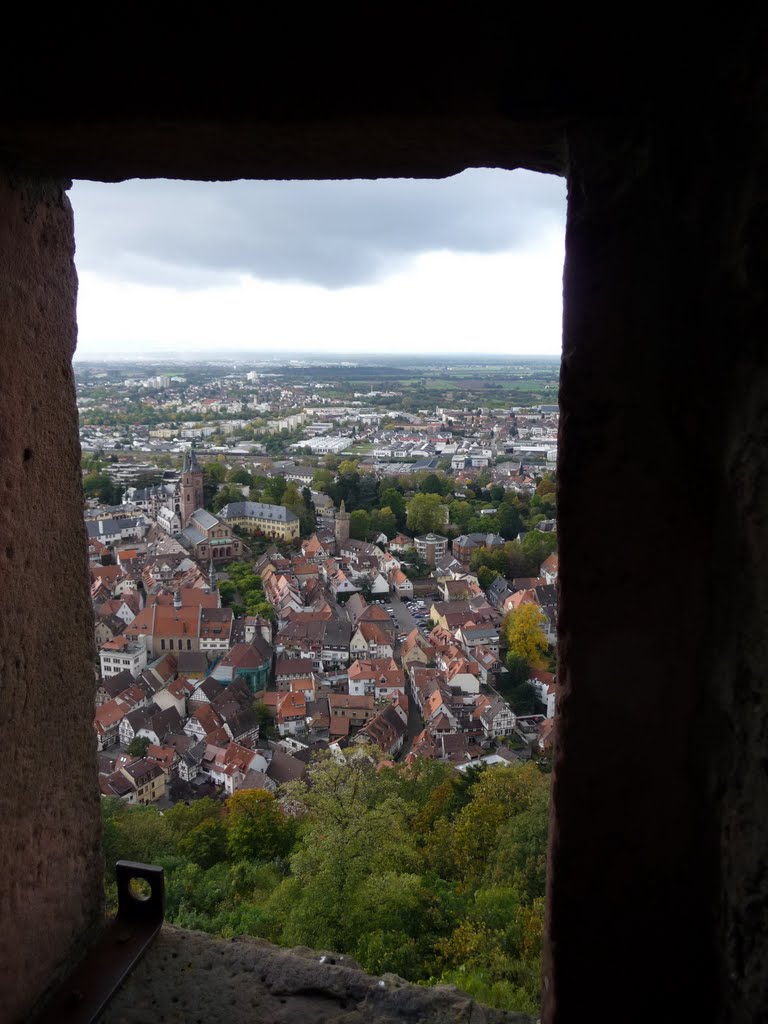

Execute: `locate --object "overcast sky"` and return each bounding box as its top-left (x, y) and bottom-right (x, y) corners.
top-left (69, 169), bottom-right (566, 360)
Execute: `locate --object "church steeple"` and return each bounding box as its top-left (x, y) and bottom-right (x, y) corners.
top-left (180, 445), bottom-right (205, 528)
top-left (182, 445), bottom-right (203, 476)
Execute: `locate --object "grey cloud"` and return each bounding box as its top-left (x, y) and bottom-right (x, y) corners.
top-left (70, 169), bottom-right (565, 290)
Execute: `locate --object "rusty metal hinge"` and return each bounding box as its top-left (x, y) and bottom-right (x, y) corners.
top-left (34, 861), bottom-right (164, 1023)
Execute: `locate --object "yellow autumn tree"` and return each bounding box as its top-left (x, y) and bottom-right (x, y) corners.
top-left (503, 602), bottom-right (549, 668)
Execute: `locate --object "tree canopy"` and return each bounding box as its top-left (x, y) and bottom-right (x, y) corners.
top-left (406, 493), bottom-right (446, 535)
top-left (503, 604), bottom-right (549, 668)
top-left (101, 753), bottom-right (550, 1016)
top-left (222, 562), bottom-right (273, 619)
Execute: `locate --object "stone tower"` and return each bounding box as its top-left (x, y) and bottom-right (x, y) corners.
top-left (334, 499), bottom-right (351, 547)
top-left (180, 446), bottom-right (204, 528)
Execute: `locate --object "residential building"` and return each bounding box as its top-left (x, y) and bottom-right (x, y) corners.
top-left (99, 637), bottom-right (147, 679)
top-left (119, 757), bottom-right (166, 804)
top-left (358, 704), bottom-right (407, 756)
top-left (218, 500), bottom-right (300, 541)
top-left (389, 568), bottom-right (414, 599)
top-left (478, 697), bottom-right (516, 738)
top-left (541, 552), bottom-right (559, 585)
top-left (199, 606), bottom-right (233, 652)
top-left (529, 668), bottom-right (557, 718)
top-left (349, 622), bottom-right (394, 661)
top-left (328, 694), bottom-right (376, 726)
top-left (452, 532), bottom-right (505, 568)
top-left (415, 532), bottom-right (449, 567)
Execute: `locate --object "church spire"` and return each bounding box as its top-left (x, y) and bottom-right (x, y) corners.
top-left (182, 444), bottom-right (203, 476)
top-left (180, 443), bottom-right (205, 529)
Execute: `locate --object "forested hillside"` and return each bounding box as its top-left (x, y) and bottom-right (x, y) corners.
top-left (103, 752), bottom-right (549, 1015)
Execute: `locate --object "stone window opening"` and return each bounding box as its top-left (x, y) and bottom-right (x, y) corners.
top-left (2, 42), bottom-right (765, 1023)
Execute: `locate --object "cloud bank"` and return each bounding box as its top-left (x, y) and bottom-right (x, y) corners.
top-left (70, 169), bottom-right (565, 290)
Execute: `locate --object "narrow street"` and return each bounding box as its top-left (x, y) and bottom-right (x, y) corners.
top-left (384, 595), bottom-right (426, 759)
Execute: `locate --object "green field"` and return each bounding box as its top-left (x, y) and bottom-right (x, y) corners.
top-left (343, 443), bottom-right (376, 455)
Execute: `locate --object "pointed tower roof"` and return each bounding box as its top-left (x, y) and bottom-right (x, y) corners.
top-left (182, 446), bottom-right (203, 475)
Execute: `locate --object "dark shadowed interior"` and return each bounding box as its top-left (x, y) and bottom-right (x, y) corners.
top-left (1, 17), bottom-right (767, 1023)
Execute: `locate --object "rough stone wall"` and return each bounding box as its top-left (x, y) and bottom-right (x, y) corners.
top-left (548, 105), bottom-right (768, 1024)
top-left (0, 170), bottom-right (101, 1021)
top-left (101, 925), bottom-right (533, 1024)
top-left (716, 130), bottom-right (768, 1021)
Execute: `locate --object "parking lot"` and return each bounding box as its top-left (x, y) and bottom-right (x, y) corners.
top-left (383, 594), bottom-right (430, 646)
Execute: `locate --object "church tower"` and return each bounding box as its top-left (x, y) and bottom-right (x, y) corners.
top-left (334, 499), bottom-right (351, 547)
top-left (180, 447), bottom-right (204, 528)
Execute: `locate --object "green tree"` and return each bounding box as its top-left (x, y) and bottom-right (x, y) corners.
top-left (327, 468), bottom-right (361, 510)
top-left (530, 493), bottom-right (556, 519)
top-left (505, 652), bottom-right (531, 688)
top-left (299, 486), bottom-right (317, 536)
top-left (519, 531), bottom-right (557, 574)
top-left (504, 540), bottom-right (533, 579)
top-left (227, 468), bottom-right (253, 486)
top-left (226, 790), bottom-right (295, 862)
top-left (100, 744), bottom-right (551, 1017)
top-left (379, 487), bottom-right (406, 530)
top-left (211, 483), bottom-right (246, 513)
top-left (350, 509), bottom-right (371, 539)
top-left (419, 473), bottom-right (450, 496)
top-left (252, 700), bottom-right (274, 735)
top-left (447, 763), bottom-right (547, 884)
top-left (281, 481), bottom-right (304, 517)
top-left (477, 565), bottom-right (500, 589)
top-left (535, 475), bottom-right (556, 498)
top-left (265, 475), bottom-right (287, 505)
top-left (126, 736), bottom-right (151, 757)
top-left (267, 750), bottom-right (418, 954)
top-left (179, 817), bottom-right (229, 869)
top-left (311, 468), bottom-right (334, 492)
top-left (370, 506), bottom-right (397, 539)
top-left (406, 493), bottom-right (445, 535)
top-left (251, 474), bottom-right (271, 493)
top-left (205, 462), bottom-right (227, 483)
top-left (497, 503), bottom-right (523, 540)
top-left (504, 679), bottom-right (539, 714)
top-left (449, 499), bottom-right (473, 531)
top-left (356, 473), bottom-right (379, 512)
top-left (83, 472), bottom-right (121, 505)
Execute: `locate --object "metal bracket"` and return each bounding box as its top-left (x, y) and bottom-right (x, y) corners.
top-left (34, 861), bottom-right (164, 1023)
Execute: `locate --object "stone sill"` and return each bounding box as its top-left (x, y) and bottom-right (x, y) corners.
top-left (99, 925), bottom-right (534, 1023)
